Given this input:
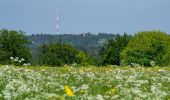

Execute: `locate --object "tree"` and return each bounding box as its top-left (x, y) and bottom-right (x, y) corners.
top-left (120, 31), bottom-right (170, 66)
top-left (99, 33), bottom-right (131, 65)
top-left (0, 29), bottom-right (32, 64)
top-left (38, 43), bottom-right (88, 66)
top-left (26, 33), bottom-right (115, 64)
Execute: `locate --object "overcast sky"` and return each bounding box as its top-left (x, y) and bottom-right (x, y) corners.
top-left (0, 0), bottom-right (170, 34)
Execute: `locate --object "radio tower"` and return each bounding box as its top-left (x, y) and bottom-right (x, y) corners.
top-left (56, 7), bottom-right (59, 35)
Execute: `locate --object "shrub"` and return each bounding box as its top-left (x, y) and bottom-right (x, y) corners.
top-left (120, 31), bottom-right (170, 66)
top-left (99, 33), bottom-right (131, 65)
top-left (38, 43), bottom-right (88, 66)
top-left (0, 29), bottom-right (32, 64)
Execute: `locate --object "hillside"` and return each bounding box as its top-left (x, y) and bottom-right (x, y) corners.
top-left (26, 33), bottom-right (115, 58)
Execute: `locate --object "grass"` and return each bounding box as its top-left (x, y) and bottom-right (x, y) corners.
top-left (0, 65), bottom-right (170, 100)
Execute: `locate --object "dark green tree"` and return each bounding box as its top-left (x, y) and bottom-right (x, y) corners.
top-left (38, 43), bottom-right (88, 66)
top-left (120, 31), bottom-right (170, 66)
top-left (99, 33), bottom-right (131, 65)
top-left (26, 33), bottom-right (115, 62)
top-left (0, 29), bottom-right (32, 64)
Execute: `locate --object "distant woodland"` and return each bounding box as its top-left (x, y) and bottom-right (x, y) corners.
top-left (26, 33), bottom-right (115, 60)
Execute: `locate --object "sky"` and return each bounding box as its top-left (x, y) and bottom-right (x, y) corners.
top-left (0, 0), bottom-right (170, 34)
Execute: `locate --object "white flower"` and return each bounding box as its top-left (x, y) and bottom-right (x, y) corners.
top-left (3, 92), bottom-right (12, 100)
top-left (23, 63), bottom-right (28, 66)
top-left (158, 69), bottom-right (165, 72)
top-left (14, 59), bottom-right (18, 62)
top-left (150, 85), bottom-right (157, 94)
top-left (44, 93), bottom-right (57, 99)
top-left (111, 95), bottom-right (119, 99)
top-left (15, 57), bottom-right (19, 60)
top-left (81, 84), bottom-right (89, 90)
top-left (10, 57), bottom-right (14, 60)
top-left (18, 84), bottom-right (30, 93)
top-left (150, 61), bottom-right (155, 66)
top-left (87, 96), bottom-right (94, 100)
top-left (96, 94), bottom-right (104, 100)
top-left (21, 58), bottom-right (25, 61)
top-left (18, 60), bottom-right (22, 63)
top-left (71, 86), bottom-right (76, 92)
top-left (86, 72), bottom-right (95, 78)
top-left (27, 63), bottom-right (31, 66)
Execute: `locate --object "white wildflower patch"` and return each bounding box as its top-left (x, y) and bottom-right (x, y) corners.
top-left (0, 65), bottom-right (169, 99)
top-left (81, 84), bottom-right (89, 90)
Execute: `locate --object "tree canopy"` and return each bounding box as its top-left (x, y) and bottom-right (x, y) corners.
top-left (38, 43), bottom-right (89, 66)
top-left (0, 29), bottom-right (32, 64)
top-left (99, 33), bottom-right (131, 65)
top-left (120, 31), bottom-right (170, 66)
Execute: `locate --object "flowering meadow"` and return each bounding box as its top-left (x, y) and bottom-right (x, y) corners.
top-left (0, 65), bottom-right (170, 100)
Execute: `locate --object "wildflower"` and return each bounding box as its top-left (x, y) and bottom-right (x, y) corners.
top-left (96, 94), bottom-right (103, 100)
top-left (27, 63), bottom-right (31, 66)
top-left (18, 60), bottom-right (22, 63)
top-left (14, 59), bottom-right (18, 62)
top-left (23, 63), bottom-right (28, 66)
top-left (81, 84), bottom-right (89, 90)
top-left (21, 58), bottom-right (25, 61)
top-left (10, 57), bottom-right (14, 60)
top-left (18, 84), bottom-right (30, 93)
top-left (71, 86), bottom-right (76, 92)
top-left (46, 93), bottom-right (57, 100)
top-left (150, 61), bottom-right (155, 66)
top-left (15, 57), bottom-right (19, 60)
top-left (64, 85), bottom-right (74, 96)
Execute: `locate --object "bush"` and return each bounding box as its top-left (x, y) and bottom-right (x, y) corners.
top-left (120, 31), bottom-right (170, 66)
top-left (38, 43), bottom-right (89, 66)
top-left (0, 29), bottom-right (32, 64)
top-left (99, 33), bottom-right (131, 65)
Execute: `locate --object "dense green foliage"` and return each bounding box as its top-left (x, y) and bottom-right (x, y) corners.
top-left (0, 29), bottom-right (32, 64)
top-left (99, 33), bottom-right (131, 65)
top-left (27, 33), bottom-right (115, 59)
top-left (1, 29), bottom-right (170, 67)
top-left (38, 43), bottom-right (89, 66)
top-left (121, 31), bottom-right (170, 66)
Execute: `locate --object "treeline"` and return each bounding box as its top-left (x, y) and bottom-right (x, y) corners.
top-left (100, 31), bottom-right (170, 66)
top-left (0, 29), bottom-right (170, 67)
top-left (26, 32), bottom-right (115, 58)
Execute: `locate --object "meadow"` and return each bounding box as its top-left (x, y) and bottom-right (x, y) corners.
top-left (0, 65), bottom-right (170, 100)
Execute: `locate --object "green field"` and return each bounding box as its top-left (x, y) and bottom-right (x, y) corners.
top-left (0, 65), bottom-right (170, 100)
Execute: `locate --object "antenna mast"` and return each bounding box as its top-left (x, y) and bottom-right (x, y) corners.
top-left (56, 7), bottom-right (59, 35)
